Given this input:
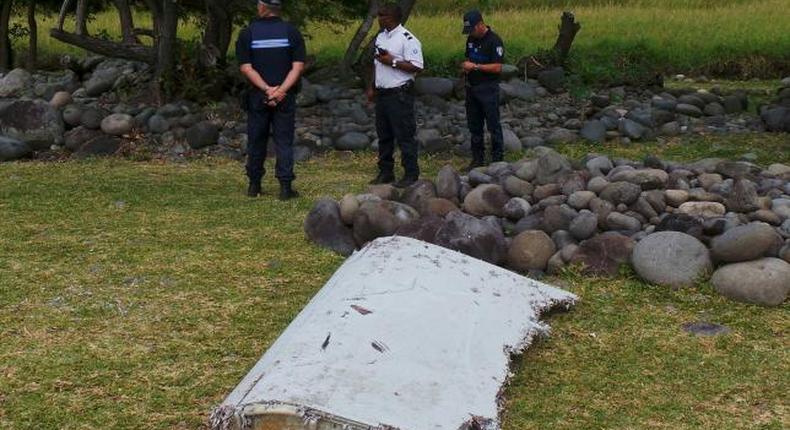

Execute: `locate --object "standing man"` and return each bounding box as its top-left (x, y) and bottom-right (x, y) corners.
top-left (461, 9), bottom-right (505, 171)
top-left (367, 2), bottom-right (424, 188)
top-left (236, 0), bottom-right (305, 200)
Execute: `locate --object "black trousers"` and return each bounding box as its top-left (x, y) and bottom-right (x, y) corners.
top-left (246, 92), bottom-right (296, 184)
top-left (375, 87), bottom-right (419, 179)
top-left (466, 82), bottom-right (503, 163)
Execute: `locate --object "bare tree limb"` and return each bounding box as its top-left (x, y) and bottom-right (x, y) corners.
top-left (49, 28), bottom-right (155, 63)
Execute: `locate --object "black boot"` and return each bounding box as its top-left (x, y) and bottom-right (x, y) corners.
top-left (393, 176), bottom-right (418, 188)
top-left (369, 171), bottom-right (395, 185)
top-left (464, 159), bottom-right (485, 173)
top-left (247, 181), bottom-right (261, 197)
top-left (278, 181), bottom-right (300, 201)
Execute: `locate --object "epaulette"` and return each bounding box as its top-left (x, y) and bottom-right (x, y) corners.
top-left (403, 32), bottom-right (413, 40)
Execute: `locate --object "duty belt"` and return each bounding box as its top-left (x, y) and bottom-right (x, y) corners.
top-left (376, 81), bottom-right (414, 95)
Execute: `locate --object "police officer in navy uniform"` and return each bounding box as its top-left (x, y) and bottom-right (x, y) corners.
top-left (236, 0), bottom-right (305, 200)
top-left (366, 2), bottom-right (424, 189)
top-left (461, 9), bottom-right (505, 171)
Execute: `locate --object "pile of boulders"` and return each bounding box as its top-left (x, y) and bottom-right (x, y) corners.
top-left (760, 77), bottom-right (790, 132)
top-left (305, 148), bottom-right (790, 307)
top-left (0, 57), bottom-right (787, 163)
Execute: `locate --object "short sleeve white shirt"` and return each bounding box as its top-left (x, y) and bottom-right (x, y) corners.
top-left (374, 24), bottom-right (424, 89)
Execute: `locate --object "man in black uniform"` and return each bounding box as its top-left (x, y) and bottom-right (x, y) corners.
top-left (235, 0), bottom-right (305, 200)
top-left (461, 9), bottom-right (505, 171)
top-left (366, 2), bottom-right (424, 188)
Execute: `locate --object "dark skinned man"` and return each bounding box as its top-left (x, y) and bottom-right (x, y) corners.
top-left (462, 9), bottom-right (505, 171)
top-left (366, 2), bottom-right (424, 188)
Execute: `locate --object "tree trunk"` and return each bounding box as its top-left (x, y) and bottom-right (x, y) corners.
top-left (113, 0), bottom-right (138, 44)
top-left (75, 0), bottom-right (88, 36)
top-left (50, 29), bottom-right (155, 62)
top-left (153, 0), bottom-right (179, 100)
top-left (27, 0), bottom-right (36, 70)
top-left (342, 0), bottom-right (379, 76)
top-left (552, 11), bottom-right (581, 64)
top-left (57, 0), bottom-right (74, 31)
top-left (201, 0), bottom-right (232, 67)
top-left (353, 0), bottom-right (417, 83)
top-left (0, 0), bottom-right (12, 71)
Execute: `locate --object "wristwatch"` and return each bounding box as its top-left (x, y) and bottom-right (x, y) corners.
top-left (392, 59), bottom-right (398, 69)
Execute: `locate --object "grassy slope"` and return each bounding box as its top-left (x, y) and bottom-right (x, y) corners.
top-left (0, 134), bottom-right (788, 429)
top-left (18, 1), bottom-right (790, 82)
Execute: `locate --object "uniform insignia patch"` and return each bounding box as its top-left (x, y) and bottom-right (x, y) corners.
top-left (497, 46), bottom-right (504, 56)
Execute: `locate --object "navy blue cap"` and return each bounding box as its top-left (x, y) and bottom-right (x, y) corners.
top-left (462, 10), bottom-right (482, 34)
top-left (258, 0), bottom-right (282, 6)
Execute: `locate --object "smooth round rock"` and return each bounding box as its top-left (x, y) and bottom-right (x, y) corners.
top-left (677, 201), bottom-right (726, 218)
top-left (711, 258), bottom-right (790, 306)
top-left (710, 223), bottom-right (782, 263)
top-left (507, 230), bottom-right (556, 272)
top-left (463, 184), bottom-right (509, 217)
top-left (100, 113), bottom-right (133, 136)
top-left (631, 232), bottom-right (712, 288)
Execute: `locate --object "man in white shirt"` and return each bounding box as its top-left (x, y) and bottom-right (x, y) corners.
top-left (366, 2), bottom-right (424, 188)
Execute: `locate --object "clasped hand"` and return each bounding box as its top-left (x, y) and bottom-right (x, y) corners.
top-left (461, 61), bottom-right (477, 73)
top-left (265, 86), bottom-right (286, 106)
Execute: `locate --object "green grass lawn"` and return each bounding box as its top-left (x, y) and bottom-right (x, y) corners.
top-left (0, 134), bottom-right (788, 429)
top-left (18, 0), bottom-right (790, 83)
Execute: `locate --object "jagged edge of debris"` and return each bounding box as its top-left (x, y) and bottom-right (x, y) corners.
top-left (493, 294), bottom-right (578, 429)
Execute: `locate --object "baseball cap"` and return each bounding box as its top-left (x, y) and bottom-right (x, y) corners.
top-left (462, 10), bottom-right (482, 34)
top-left (258, 0), bottom-right (282, 6)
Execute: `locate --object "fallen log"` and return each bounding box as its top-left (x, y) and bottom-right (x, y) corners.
top-left (49, 29), bottom-right (155, 64)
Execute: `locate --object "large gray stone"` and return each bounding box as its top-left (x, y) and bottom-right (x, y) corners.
top-left (0, 99), bottom-right (64, 150)
top-left (434, 210), bottom-right (507, 265)
top-left (631, 232), bottom-right (712, 288)
top-left (73, 135), bottom-right (121, 158)
top-left (569, 232), bottom-right (635, 276)
top-left (711, 258), bottom-right (790, 306)
top-left (401, 180), bottom-right (437, 215)
top-left (186, 121), bottom-right (220, 149)
top-left (148, 114), bottom-right (170, 134)
top-left (436, 165), bottom-right (461, 202)
top-left (503, 175), bottom-right (534, 198)
top-left (508, 230), bottom-right (556, 272)
top-left (535, 150), bottom-right (573, 185)
top-left (414, 77), bottom-right (454, 98)
top-left (503, 128), bottom-right (521, 153)
top-left (599, 181), bottom-right (641, 205)
top-left (304, 198), bottom-right (357, 256)
top-left (352, 200), bottom-right (419, 246)
top-left (499, 80), bottom-right (537, 101)
top-left (609, 169), bottom-right (668, 190)
top-left (100, 113), bottom-right (134, 136)
top-left (676, 103), bottom-right (703, 117)
top-left (335, 132), bottom-right (370, 151)
top-left (710, 223), bottom-right (782, 263)
top-left (0, 136), bottom-right (32, 161)
top-left (64, 126), bottom-right (103, 151)
top-left (0, 68), bottom-right (32, 97)
top-left (579, 120), bottom-right (606, 143)
top-left (463, 184), bottom-right (509, 217)
top-left (619, 118), bottom-right (647, 140)
top-left (569, 210), bottom-right (598, 240)
top-left (545, 128), bottom-right (577, 145)
top-left (537, 67), bottom-right (565, 93)
top-left (85, 67), bottom-right (122, 97)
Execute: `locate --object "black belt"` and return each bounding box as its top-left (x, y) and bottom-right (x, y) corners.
top-left (376, 81), bottom-right (414, 95)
